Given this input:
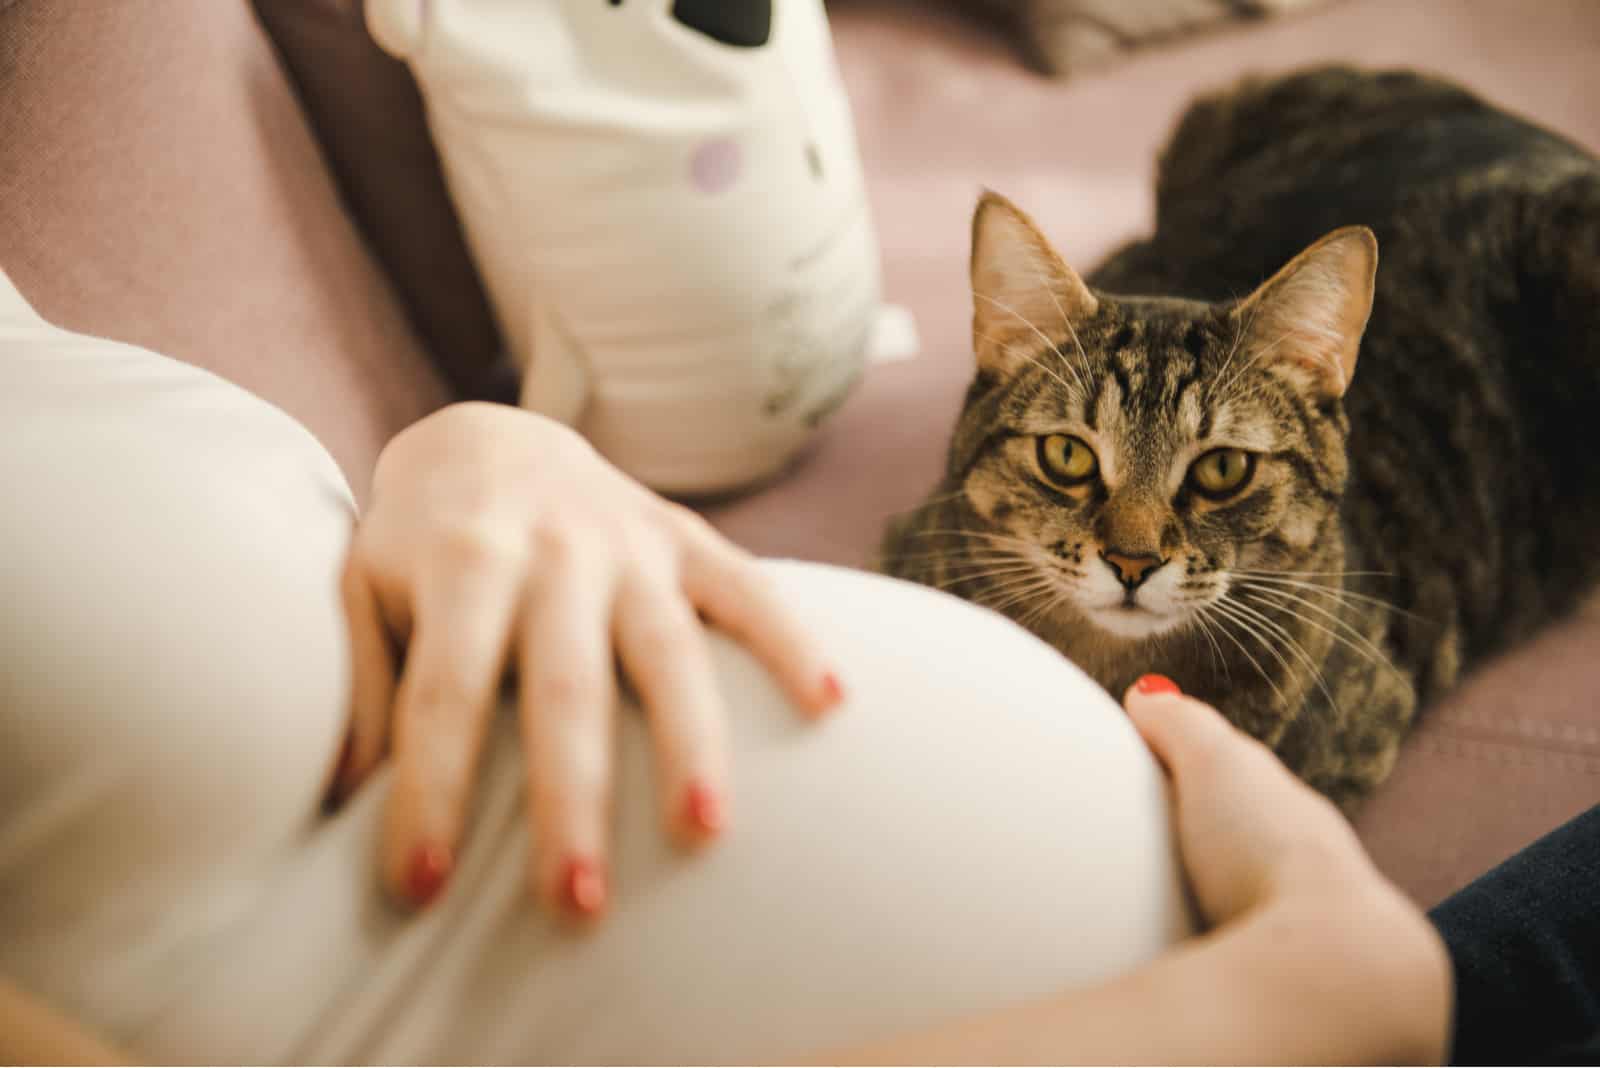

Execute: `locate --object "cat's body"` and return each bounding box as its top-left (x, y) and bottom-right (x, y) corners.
top-left (884, 68), bottom-right (1600, 803)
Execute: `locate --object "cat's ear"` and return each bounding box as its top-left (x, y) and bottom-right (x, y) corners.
top-left (970, 190), bottom-right (1098, 378)
top-left (1234, 226), bottom-right (1378, 399)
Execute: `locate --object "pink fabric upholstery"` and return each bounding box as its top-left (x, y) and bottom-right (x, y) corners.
top-left (0, 0), bottom-right (452, 503)
top-left (707, 0), bottom-right (1600, 906)
top-left (251, 0), bottom-right (510, 401)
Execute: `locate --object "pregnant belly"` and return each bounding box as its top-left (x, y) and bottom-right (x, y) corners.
top-left (133, 561), bottom-right (1192, 1065)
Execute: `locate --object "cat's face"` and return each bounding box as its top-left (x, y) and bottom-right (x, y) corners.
top-left (958, 304), bottom-right (1349, 641)
top-left (952, 192), bottom-right (1376, 647)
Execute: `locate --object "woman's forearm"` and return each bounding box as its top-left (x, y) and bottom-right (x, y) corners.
top-left (0, 975), bottom-right (128, 1065)
top-left (821, 887), bottom-right (1451, 1066)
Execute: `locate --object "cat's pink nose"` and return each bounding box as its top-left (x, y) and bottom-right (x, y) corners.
top-left (1102, 550), bottom-right (1164, 590)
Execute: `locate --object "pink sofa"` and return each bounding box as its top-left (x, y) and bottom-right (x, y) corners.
top-left (2, 0), bottom-right (1597, 909)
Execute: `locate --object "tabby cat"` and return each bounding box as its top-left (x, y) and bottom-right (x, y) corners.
top-left (882, 67), bottom-right (1600, 804)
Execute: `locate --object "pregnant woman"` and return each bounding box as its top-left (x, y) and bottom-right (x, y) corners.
top-left (0, 4), bottom-right (1455, 1060)
top-left (0, 269), bottom-right (1447, 1065)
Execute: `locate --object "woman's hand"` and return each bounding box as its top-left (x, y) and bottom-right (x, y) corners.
top-left (1121, 674), bottom-right (1385, 925)
top-left (829, 678), bottom-right (1452, 1066)
top-left (1118, 676), bottom-right (1453, 1064)
top-left (333, 403), bottom-right (841, 915)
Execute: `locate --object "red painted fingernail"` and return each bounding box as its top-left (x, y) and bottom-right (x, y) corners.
top-left (406, 843), bottom-right (454, 906)
top-left (683, 781), bottom-right (725, 834)
top-left (562, 858), bottom-right (607, 916)
top-left (820, 672), bottom-right (845, 708)
top-left (1134, 674), bottom-right (1181, 696)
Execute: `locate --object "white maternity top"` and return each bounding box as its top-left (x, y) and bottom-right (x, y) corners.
top-left (0, 269), bottom-right (1191, 1064)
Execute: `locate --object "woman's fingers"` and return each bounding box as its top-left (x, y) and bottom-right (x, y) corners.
top-left (1123, 678), bottom-right (1342, 825)
top-left (335, 553), bottom-right (396, 804)
top-left (347, 408), bottom-right (845, 926)
top-left (1122, 677), bottom-right (1369, 925)
top-left (517, 533), bottom-right (618, 919)
top-left (1121, 677), bottom-right (1270, 784)
top-left (678, 526), bottom-right (842, 717)
top-left (613, 564), bottom-right (731, 846)
top-left (381, 531), bottom-right (524, 907)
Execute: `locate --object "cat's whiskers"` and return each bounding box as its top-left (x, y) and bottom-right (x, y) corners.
top-left (909, 544), bottom-right (1053, 586)
top-left (981, 573), bottom-right (1063, 618)
top-left (930, 562), bottom-right (1044, 592)
top-left (1230, 571), bottom-right (1428, 624)
top-left (1187, 604), bottom-right (1232, 682)
top-left (876, 538), bottom-right (1036, 563)
top-left (879, 548), bottom-right (1037, 567)
top-left (965, 567), bottom-right (1050, 600)
top-left (1231, 566), bottom-right (1393, 579)
top-left (1204, 297), bottom-right (1259, 407)
top-left (1239, 594), bottom-right (1405, 698)
top-left (1017, 580), bottom-right (1074, 631)
top-left (914, 530), bottom-right (1092, 612)
top-left (1007, 553), bottom-right (1079, 627)
top-left (1217, 592), bottom-right (1341, 715)
top-left (891, 529), bottom-right (1052, 575)
top-left (1237, 594), bottom-right (1403, 693)
top-left (972, 293), bottom-right (1090, 397)
top-left (973, 329), bottom-right (1083, 399)
top-left (1235, 583), bottom-right (1409, 686)
top-left (905, 527), bottom-right (1051, 554)
top-left (1200, 597), bottom-right (1290, 707)
top-left (1210, 326), bottom-right (1298, 407)
top-left (986, 583), bottom-right (1056, 620)
top-left (1023, 263), bottom-right (1096, 398)
top-left (1235, 579), bottom-right (1399, 658)
top-left (940, 545), bottom-right (1079, 625)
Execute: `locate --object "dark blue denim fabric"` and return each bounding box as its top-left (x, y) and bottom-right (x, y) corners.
top-left (1430, 805), bottom-right (1600, 1065)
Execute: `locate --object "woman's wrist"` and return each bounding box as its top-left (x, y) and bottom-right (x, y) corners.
top-left (1349, 882), bottom-right (1453, 1065)
top-left (1250, 878), bottom-right (1452, 1065)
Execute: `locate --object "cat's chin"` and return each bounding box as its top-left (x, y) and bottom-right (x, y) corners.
top-left (1084, 605), bottom-right (1186, 641)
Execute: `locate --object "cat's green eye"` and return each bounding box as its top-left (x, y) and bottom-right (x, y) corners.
top-left (1188, 448), bottom-right (1256, 500)
top-left (1036, 434), bottom-right (1099, 487)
